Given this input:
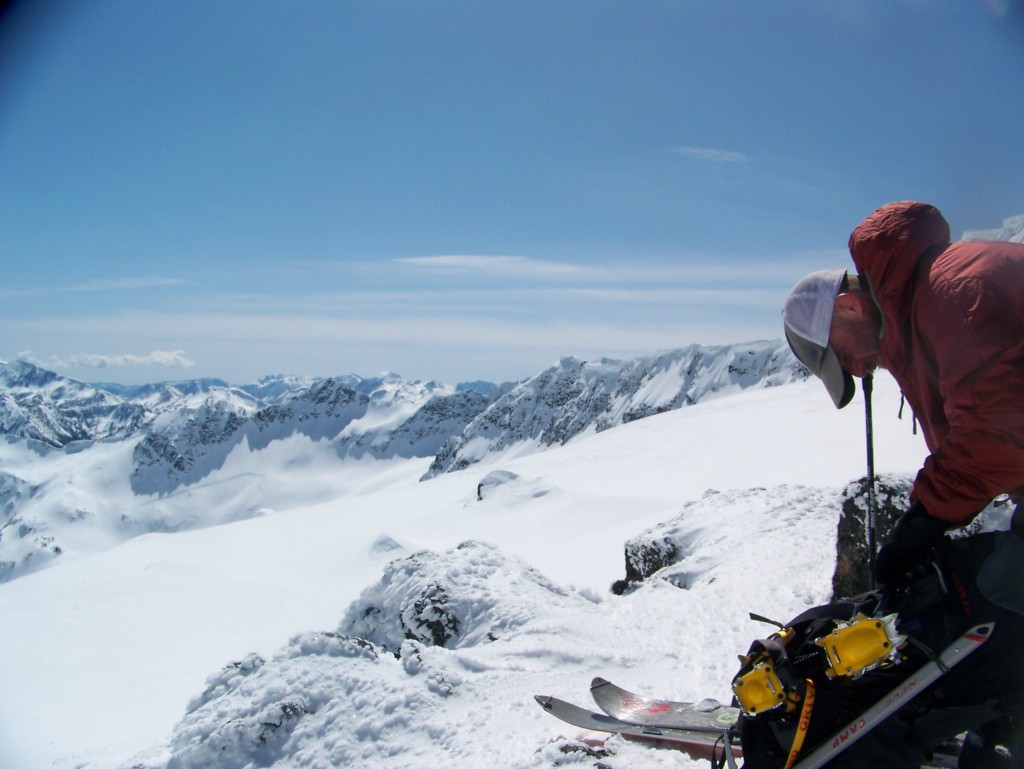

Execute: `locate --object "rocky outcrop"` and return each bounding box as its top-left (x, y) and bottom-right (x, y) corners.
top-left (830, 475), bottom-right (910, 599)
top-left (339, 540), bottom-right (573, 653)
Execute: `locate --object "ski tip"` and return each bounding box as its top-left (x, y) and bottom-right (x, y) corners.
top-left (590, 676), bottom-right (610, 689)
top-left (534, 695), bottom-right (553, 709)
top-left (965, 623), bottom-right (993, 643)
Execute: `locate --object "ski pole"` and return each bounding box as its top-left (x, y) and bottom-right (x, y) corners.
top-left (863, 373), bottom-right (877, 587)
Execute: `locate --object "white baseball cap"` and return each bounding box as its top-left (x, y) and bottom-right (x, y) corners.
top-left (782, 269), bottom-right (855, 409)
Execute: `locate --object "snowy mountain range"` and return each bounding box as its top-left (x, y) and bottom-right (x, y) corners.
top-left (2, 340), bottom-right (799, 469)
top-left (0, 340), bottom-right (802, 583)
top-left (422, 342), bottom-right (800, 478)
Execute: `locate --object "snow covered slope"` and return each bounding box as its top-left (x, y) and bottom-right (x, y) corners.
top-left (0, 372), bottom-right (932, 769)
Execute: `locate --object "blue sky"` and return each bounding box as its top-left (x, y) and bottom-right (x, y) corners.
top-left (1, 1), bottom-right (1022, 386)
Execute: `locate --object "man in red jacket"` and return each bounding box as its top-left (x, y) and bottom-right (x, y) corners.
top-left (780, 201), bottom-right (1024, 768)
top-left (784, 200), bottom-right (1024, 583)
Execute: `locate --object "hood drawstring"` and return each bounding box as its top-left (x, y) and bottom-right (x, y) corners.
top-left (897, 394), bottom-right (919, 435)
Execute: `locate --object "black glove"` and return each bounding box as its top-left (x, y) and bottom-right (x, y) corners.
top-left (873, 501), bottom-right (947, 586)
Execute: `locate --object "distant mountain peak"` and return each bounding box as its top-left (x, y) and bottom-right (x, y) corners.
top-left (422, 339), bottom-right (802, 479)
top-left (962, 212), bottom-right (1024, 244)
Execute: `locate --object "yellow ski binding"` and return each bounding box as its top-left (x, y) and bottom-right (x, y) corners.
top-left (815, 613), bottom-right (905, 679)
top-left (733, 655), bottom-right (789, 715)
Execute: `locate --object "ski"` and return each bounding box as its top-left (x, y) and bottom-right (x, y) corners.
top-left (590, 676), bottom-right (740, 733)
top-left (534, 694), bottom-right (741, 761)
top-left (788, 622), bottom-right (993, 769)
top-left (538, 623), bottom-right (991, 767)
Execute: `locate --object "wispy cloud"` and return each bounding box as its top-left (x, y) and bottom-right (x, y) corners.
top-left (21, 349), bottom-right (196, 369)
top-left (395, 254), bottom-right (583, 277)
top-left (672, 147), bottom-right (748, 163)
top-left (1, 277), bottom-right (187, 299)
top-left (562, 286), bottom-right (782, 306)
top-left (61, 277), bottom-right (187, 292)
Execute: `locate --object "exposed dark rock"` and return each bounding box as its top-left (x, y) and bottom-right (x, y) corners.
top-left (830, 475), bottom-right (910, 600)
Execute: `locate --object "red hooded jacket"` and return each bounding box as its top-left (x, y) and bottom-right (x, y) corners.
top-left (849, 201), bottom-right (1024, 526)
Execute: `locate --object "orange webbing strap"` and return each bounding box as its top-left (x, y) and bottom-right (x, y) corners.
top-left (783, 679), bottom-right (816, 769)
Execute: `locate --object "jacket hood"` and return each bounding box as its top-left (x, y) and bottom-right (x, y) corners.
top-left (848, 201), bottom-right (951, 315)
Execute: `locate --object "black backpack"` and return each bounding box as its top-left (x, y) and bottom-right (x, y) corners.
top-left (732, 529), bottom-right (1024, 769)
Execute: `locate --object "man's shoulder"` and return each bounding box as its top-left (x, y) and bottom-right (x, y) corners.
top-left (918, 241), bottom-right (1024, 330)
top-left (929, 240), bottom-right (1024, 286)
